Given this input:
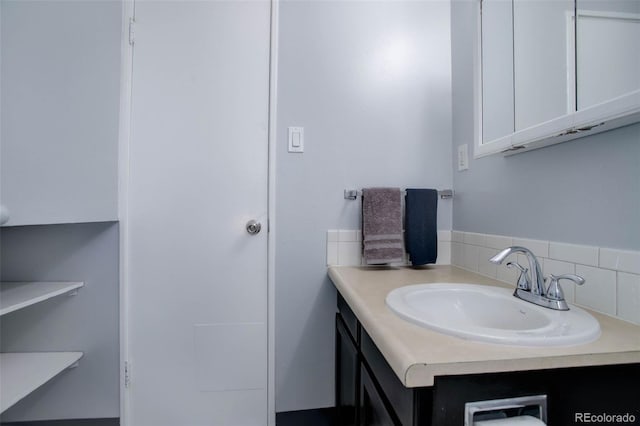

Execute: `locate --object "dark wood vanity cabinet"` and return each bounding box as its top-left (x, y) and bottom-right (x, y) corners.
top-left (336, 312), bottom-right (360, 426)
top-left (336, 294), bottom-right (432, 426)
top-left (360, 364), bottom-right (396, 426)
top-left (336, 293), bottom-right (640, 426)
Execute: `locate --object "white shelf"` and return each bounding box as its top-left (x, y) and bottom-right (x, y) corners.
top-left (0, 281), bottom-right (84, 316)
top-left (0, 352), bottom-right (84, 413)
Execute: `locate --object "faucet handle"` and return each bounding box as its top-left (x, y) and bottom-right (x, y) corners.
top-left (546, 274), bottom-right (585, 301)
top-left (506, 261), bottom-right (530, 290)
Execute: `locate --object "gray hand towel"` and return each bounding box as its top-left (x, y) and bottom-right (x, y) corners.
top-left (362, 188), bottom-right (404, 264)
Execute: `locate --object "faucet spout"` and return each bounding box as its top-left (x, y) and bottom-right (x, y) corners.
top-left (489, 247), bottom-right (515, 265)
top-left (489, 246), bottom-right (545, 296)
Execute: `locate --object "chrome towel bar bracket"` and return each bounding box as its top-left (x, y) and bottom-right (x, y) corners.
top-left (344, 189), bottom-right (453, 200)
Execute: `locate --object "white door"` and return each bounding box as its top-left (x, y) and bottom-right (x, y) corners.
top-left (126, 1), bottom-right (271, 425)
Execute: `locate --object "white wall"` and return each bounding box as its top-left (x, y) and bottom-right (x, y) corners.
top-left (0, 0), bottom-right (121, 226)
top-left (275, 0), bottom-right (453, 411)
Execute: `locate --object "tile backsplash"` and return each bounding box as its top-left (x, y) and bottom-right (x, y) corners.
top-left (327, 229), bottom-right (640, 325)
top-left (451, 231), bottom-right (640, 325)
top-left (327, 229), bottom-right (452, 267)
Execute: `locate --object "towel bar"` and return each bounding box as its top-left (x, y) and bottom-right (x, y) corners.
top-left (344, 189), bottom-right (453, 200)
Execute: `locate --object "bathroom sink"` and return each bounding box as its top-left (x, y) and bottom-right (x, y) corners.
top-left (385, 283), bottom-right (600, 346)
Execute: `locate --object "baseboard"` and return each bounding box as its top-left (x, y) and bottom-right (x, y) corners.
top-left (0, 419), bottom-right (119, 426)
top-left (276, 407), bottom-right (336, 426)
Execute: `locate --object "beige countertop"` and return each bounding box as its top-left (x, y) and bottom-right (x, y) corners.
top-left (328, 265), bottom-right (640, 388)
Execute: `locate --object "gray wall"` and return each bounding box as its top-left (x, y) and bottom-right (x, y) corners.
top-left (275, 0), bottom-right (453, 411)
top-left (0, 0), bottom-right (121, 226)
top-left (0, 223), bottom-right (120, 421)
top-left (451, 0), bottom-right (640, 251)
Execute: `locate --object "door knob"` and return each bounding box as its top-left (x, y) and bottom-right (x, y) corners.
top-left (246, 220), bottom-right (262, 235)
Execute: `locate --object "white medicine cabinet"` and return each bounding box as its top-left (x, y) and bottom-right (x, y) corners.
top-left (475, 0), bottom-right (640, 157)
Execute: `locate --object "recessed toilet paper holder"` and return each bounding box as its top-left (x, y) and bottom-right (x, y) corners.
top-left (465, 394), bottom-right (547, 425)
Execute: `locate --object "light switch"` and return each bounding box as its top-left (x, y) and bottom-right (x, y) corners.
top-left (288, 127), bottom-right (304, 153)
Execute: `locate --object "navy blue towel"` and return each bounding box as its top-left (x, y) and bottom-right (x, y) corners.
top-left (405, 189), bottom-right (438, 265)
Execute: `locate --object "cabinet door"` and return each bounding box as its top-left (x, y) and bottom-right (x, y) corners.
top-left (0, 1), bottom-right (120, 226)
top-left (336, 314), bottom-right (359, 426)
top-left (513, 0), bottom-right (574, 131)
top-left (576, 1), bottom-right (640, 110)
top-left (360, 365), bottom-right (399, 426)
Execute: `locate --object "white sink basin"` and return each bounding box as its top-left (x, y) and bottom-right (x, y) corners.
top-left (386, 283), bottom-right (600, 346)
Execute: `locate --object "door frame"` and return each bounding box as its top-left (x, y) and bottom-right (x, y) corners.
top-left (117, 0), bottom-right (133, 424)
top-left (116, 0), bottom-right (279, 424)
top-left (267, 0), bottom-right (280, 425)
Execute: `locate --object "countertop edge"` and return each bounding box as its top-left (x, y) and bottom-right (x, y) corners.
top-left (404, 351), bottom-right (640, 387)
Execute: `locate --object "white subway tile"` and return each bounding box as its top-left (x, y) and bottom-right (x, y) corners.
top-left (437, 230), bottom-right (452, 242)
top-left (542, 258), bottom-right (575, 275)
top-left (452, 231), bottom-right (464, 243)
top-left (338, 242), bottom-right (362, 266)
top-left (495, 254), bottom-right (530, 286)
top-left (464, 232), bottom-right (486, 247)
top-left (542, 258), bottom-right (576, 303)
top-left (462, 244), bottom-right (480, 272)
top-left (575, 265), bottom-right (616, 316)
top-left (480, 246), bottom-right (502, 265)
top-left (338, 230), bottom-right (358, 242)
top-left (451, 242), bottom-right (464, 267)
top-left (484, 234), bottom-right (513, 250)
top-left (600, 248), bottom-right (640, 275)
top-left (327, 230), bottom-right (339, 242)
top-left (496, 262), bottom-right (519, 286)
top-left (436, 242), bottom-right (451, 265)
top-left (478, 247), bottom-right (498, 278)
top-left (512, 237), bottom-right (549, 258)
top-left (549, 242), bottom-right (598, 266)
top-left (617, 272), bottom-right (640, 324)
top-left (354, 230), bottom-right (363, 242)
top-left (327, 242), bottom-right (339, 266)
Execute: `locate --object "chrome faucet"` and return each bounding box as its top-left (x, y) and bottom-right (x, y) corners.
top-left (489, 246), bottom-right (584, 311)
top-left (490, 246), bottom-right (545, 295)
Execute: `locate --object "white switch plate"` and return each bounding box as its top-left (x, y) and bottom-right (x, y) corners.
top-left (288, 127), bottom-right (304, 153)
top-left (457, 144), bottom-right (469, 171)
